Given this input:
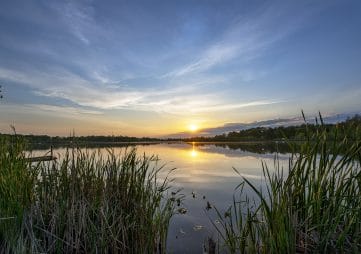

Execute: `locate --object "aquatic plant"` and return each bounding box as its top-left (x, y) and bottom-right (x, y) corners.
top-left (0, 136), bottom-right (176, 253)
top-left (213, 114), bottom-right (361, 253)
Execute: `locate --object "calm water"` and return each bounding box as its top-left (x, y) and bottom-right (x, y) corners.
top-left (32, 142), bottom-right (291, 253)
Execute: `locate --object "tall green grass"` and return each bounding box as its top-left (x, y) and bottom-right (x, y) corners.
top-left (213, 115), bottom-right (361, 253)
top-left (0, 136), bottom-right (177, 253)
top-left (0, 135), bottom-right (36, 252)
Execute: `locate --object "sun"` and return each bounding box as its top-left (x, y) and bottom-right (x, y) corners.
top-left (188, 124), bottom-right (198, 132)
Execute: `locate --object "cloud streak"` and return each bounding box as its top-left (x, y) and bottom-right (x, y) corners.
top-left (0, 66), bottom-right (282, 115)
top-left (27, 104), bottom-right (103, 116)
top-left (164, 44), bottom-right (239, 77)
top-left (164, 2), bottom-right (309, 78)
top-left (49, 1), bottom-right (97, 45)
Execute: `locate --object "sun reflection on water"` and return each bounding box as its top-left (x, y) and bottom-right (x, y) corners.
top-left (189, 142), bottom-right (198, 158)
top-left (190, 149), bottom-right (198, 157)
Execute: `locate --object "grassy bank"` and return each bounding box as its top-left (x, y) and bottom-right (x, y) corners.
top-left (213, 117), bottom-right (361, 253)
top-left (0, 136), bottom-right (176, 253)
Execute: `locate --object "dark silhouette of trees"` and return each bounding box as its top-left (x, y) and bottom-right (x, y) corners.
top-left (186, 115), bottom-right (361, 142)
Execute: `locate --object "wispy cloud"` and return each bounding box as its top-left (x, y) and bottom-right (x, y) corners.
top-left (0, 103), bottom-right (103, 123)
top-left (27, 104), bottom-right (103, 116)
top-left (50, 1), bottom-right (96, 45)
top-left (192, 100), bottom-right (284, 113)
top-left (164, 44), bottom-right (239, 77)
top-left (0, 67), bottom-right (282, 115)
top-left (164, 2), bottom-right (308, 78)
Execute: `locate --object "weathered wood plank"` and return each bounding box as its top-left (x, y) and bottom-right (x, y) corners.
top-left (25, 156), bottom-right (57, 162)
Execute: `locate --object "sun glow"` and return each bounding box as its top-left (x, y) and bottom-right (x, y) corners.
top-left (190, 142), bottom-right (198, 157)
top-left (188, 124), bottom-right (198, 132)
top-left (190, 149), bottom-right (198, 157)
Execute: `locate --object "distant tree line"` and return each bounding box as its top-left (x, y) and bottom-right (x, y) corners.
top-left (0, 133), bottom-right (162, 145)
top-left (186, 114), bottom-right (361, 142)
top-left (1, 114), bottom-right (360, 145)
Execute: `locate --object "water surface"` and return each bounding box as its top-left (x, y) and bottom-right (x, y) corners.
top-left (32, 142), bottom-right (290, 253)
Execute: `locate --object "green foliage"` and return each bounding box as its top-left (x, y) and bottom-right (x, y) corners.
top-left (0, 134), bottom-right (161, 148)
top-left (0, 136), bottom-right (36, 251)
top-left (189, 114), bottom-right (361, 142)
top-left (213, 115), bottom-right (361, 253)
top-left (0, 139), bottom-right (177, 253)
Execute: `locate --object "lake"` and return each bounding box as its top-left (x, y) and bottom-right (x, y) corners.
top-left (31, 142), bottom-right (291, 253)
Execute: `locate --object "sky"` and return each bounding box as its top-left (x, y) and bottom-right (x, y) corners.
top-left (0, 0), bottom-right (360, 137)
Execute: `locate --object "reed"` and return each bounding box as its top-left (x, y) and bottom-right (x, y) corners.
top-left (0, 136), bottom-right (177, 253)
top-left (213, 114), bottom-right (361, 253)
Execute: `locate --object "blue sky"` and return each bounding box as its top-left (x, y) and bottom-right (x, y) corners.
top-left (0, 0), bottom-right (360, 136)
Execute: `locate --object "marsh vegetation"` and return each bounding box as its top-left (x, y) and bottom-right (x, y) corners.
top-left (1, 115), bottom-right (361, 253)
top-left (0, 136), bottom-right (177, 253)
top-left (213, 116), bottom-right (361, 253)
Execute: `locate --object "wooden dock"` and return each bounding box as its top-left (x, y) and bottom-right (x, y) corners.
top-left (25, 155), bottom-right (57, 163)
top-left (26, 146), bottom-right (57, 163)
